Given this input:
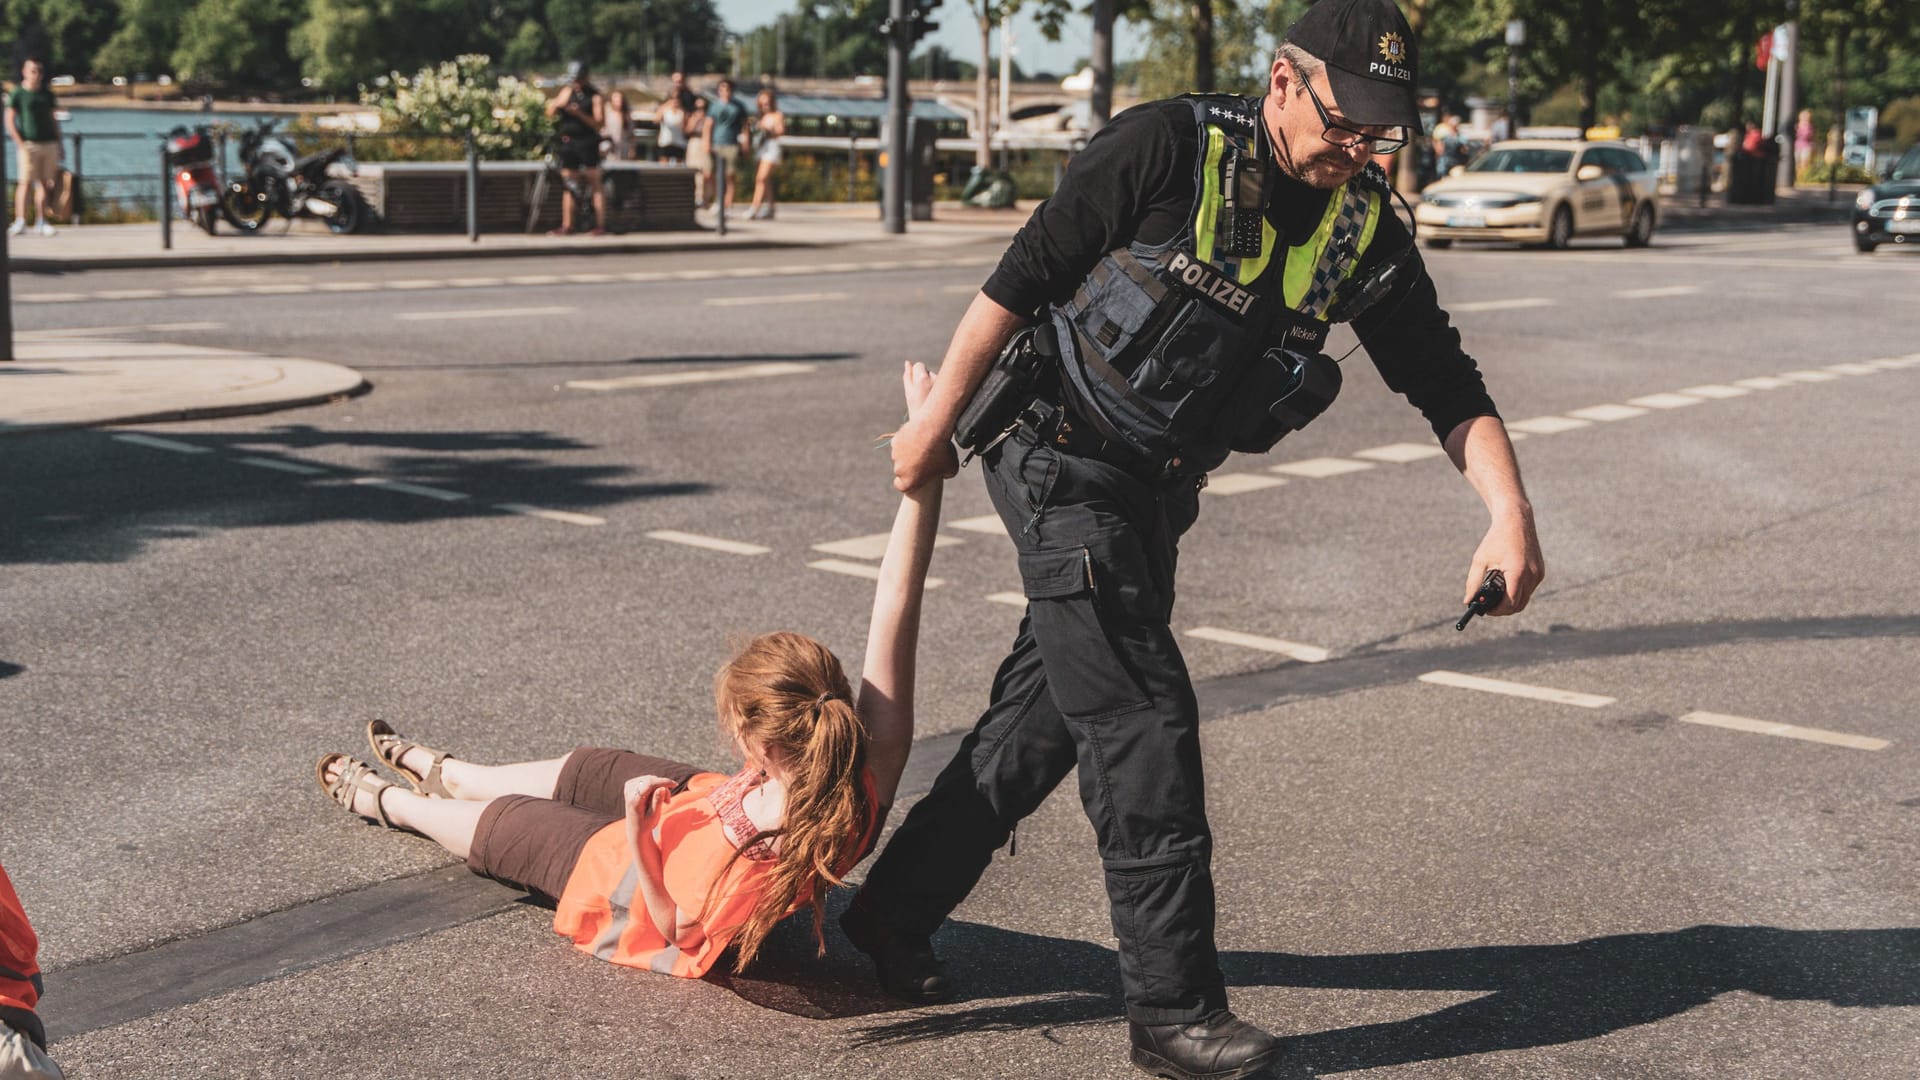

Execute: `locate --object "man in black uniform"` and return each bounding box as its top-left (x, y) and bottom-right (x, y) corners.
top-left (545, 61), bottom-right (607, 236)
top-left (843, 1), bottom-right (1544, 1077)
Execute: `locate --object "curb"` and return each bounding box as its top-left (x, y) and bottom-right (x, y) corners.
top-left (0, 377), bottom-right (372, 437)
top-left (7, 236), bottom-right (821, 273)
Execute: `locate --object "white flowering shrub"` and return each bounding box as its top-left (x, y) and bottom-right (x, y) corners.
top-left (361, 54), bottom-right (548, 159)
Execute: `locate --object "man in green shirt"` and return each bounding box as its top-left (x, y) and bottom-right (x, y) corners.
top-left (6, 57), bottom-right (63, 236)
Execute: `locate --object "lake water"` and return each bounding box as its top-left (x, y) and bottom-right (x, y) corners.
top-left (7, 106), bottom-right (292, 207)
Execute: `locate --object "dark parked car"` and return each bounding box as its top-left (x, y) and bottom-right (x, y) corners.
top-left (1853, 144), bottom-right (1920, 252)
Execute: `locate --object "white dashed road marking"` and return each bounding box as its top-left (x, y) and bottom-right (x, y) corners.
top-left (808, 558), bottom-right (944, 587)
top-left (395, 306), bottom-right (577, 321)
top-left (1676, 384), bottom-right (1749, 399)
top-left (498, 504), bottom-right (606, 527)
top-left (985, 591), bottom-right (1028, 607)
top-left (1352, 442), bottom-right (1447, 464)
top-left (350, 477), bottom-right (469, 502)
top-left (235, 456), bottom-right (326, 476)
top-left (1186, 627), bottom-right (1329, 663)
top-left (1506, 415), bottom-right (1592, 435)
top-left (705, 292), bottom-right (847, 307)
top-left (1734, 375), bottom-right (1795, 390)
top-left (645, 529), bottom-right (775, 553)
top-left (1566, 403), bottom-right (1650, 422)
top-left (1780, 369), bottom-right (1840, 383)
top-left (1825, 362), bottom-right (1883, 376)
top-left (113, 433), bottom-right (211, 454)
top-left (1418, 670), bottom-right (1616, 708)
top-left (1452, 297), bottom-right (1555, 313)
top-left (1679, 711), bottom-right (1889, 752)
top-left (1614, 285), bottom-right (1702, 299)
top-left (812, 532), bottom-right (963, 560)
top-left (1271, 457), bottom-right (1374, 478)
top-left (1624, 392), bottom-right (1704, 410)
top-left (566, 361), bottom-right (814, 391)
top-left (1203, 473), bottom-right (1287, 496)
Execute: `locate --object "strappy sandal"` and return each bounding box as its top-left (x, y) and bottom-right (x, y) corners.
top-left (366, 719), bottom-right (456, 797)
top-left (317, 753), bottom-right (398, 829)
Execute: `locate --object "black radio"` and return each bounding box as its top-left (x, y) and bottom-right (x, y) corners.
top-left (954, 324), bottom-right (1057, 462)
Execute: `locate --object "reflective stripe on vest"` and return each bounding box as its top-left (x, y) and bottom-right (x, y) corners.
top-left (1283, 181), bottom-right (1383, 318)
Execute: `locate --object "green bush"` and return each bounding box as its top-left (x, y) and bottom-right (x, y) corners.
top-left (1799, 160), bottom-right (1877, 184)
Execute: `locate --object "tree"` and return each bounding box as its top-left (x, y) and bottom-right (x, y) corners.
top-left (93, 0), bottom-right (192, 78)
top-left (171, 0), bottom-right (300, 88)
top-left (2, 0), bottom-right (118, 76)
top-left (289, 0), bottom-right (385, 90)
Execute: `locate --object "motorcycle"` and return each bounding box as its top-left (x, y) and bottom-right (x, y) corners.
top-left (221, 119), bottom-right (368, 235)
top-left (163, 126), bottom-right (222, 235)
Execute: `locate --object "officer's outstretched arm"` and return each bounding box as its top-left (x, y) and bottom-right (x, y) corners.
top-left (891, 293), bottom-right (1028, 493)
top-left (1444, 415), bottom-right (1544, 616)
top-left (861, 362), bottom-right (949, 807)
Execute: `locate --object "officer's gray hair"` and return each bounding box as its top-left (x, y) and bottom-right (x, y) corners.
top-left (1274, 42), bottom-right (1323, 89)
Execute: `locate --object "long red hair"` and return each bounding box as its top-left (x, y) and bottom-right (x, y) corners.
top-left (709, 631), bottom-right (873, 970)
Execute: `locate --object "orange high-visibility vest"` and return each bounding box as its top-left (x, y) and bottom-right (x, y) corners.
top-left (1, 863), bottom-right (47, 1049)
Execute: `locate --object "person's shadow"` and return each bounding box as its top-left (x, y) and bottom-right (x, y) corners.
top-left (709, 914), bottom-right (1920, 1075)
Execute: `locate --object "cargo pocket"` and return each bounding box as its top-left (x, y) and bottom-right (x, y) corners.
top-left (1018, 543), bottom-right (1154, 720)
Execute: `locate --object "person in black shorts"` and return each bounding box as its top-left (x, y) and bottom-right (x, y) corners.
top-left (545, 60), bottom-right (608, 235)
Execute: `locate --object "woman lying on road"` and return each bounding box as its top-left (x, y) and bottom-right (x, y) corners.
top-left (316, 362), bottom-right (951, 977)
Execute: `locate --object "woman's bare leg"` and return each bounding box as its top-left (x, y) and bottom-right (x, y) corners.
top-left (393, 746), bottom-right (568, 801)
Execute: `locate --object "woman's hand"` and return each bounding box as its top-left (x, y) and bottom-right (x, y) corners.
top-left (623, 775), bottom-right (676, 828)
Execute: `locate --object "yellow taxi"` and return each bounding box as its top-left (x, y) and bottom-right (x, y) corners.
top-left (1414, 139), bottom-right (1660, 250)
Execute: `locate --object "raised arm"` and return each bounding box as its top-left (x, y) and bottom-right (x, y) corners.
top-left (859, 362), bottom-right (953, 806)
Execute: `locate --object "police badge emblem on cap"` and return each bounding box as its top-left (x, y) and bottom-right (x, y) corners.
top-left (1282, 0), bottom-right (1422, 129)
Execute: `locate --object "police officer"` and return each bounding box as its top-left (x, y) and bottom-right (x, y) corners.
top-left (842, 1), bottom-right (1544, 1076)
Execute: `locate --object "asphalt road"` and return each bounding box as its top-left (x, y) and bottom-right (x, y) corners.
top-left (4, 220), bottom-right (1918, 1079)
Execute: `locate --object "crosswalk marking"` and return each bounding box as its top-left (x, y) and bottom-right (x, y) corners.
top-left (1203, 473), bottom-right (1287, 496)
top-left (812, 532), bottom-right (963, 560)
top-left (1625, 392), bottom-right (1704, 410)
top-left (1186, 627), bottom-right (1329, 663)
top-left (113, 433), bottom-right (211, 454)
top-left (350, 477), bottom-right (468, 502)
top-left (235, 456), bottom-right (326, 475)
top-left (947, 514), bottom-right (1008, 536)
top-left (1565, 403), bottom-right (1650, 422)
top-left (1270, 457), bottom-right (1375, 479)
top-left (1453, 297), bottom-right (1555, 313)
top-left (1418, 670), bottom-right (1615, 708)
top-left (646, 529), bottom-right (766, 553)
top-left (1351, 442), bottom-right (1447, 464)
top-left (1505, 415), bottom-right (1592, 435)
top-left (566, 361), bottom-right (814, 391)
top-left (498, 504), bottom-right (607, 527)
top-left (808, 558), bottom-right (944, 587)
top-left (1679, 711), bottom-right (1889, 752)
top-left (1675, 384), bottom-right (1749, 399)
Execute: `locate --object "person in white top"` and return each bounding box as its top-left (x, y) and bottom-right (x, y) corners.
top-left (749, 88), bottom-right (786, 220)
top-left (656, 81), bottom-right (690, 164)
top-left (603, 90), bottom-right (633, 161)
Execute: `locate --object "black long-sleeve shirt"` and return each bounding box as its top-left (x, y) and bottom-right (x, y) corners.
top-left (982, 99), bottom-right (1498, 442)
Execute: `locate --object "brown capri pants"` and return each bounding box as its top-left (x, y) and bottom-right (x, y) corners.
top-left (465, 747), bottom-right (709, 902)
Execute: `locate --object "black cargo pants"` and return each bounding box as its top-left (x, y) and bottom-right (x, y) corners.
top-left (852, 417), bottom-right (1223, 1024)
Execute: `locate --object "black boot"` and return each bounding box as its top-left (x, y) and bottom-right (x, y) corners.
top-left (838, 899), bottom-right (954, 1004)
top-left (1129, 1011), bottom-right (1285, 1080)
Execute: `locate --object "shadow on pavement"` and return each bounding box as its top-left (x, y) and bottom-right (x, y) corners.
top-left (1, 424), bottom-right (709, 565)
top-left (0, 661), bottom-right (21, 680)
top-left (820, 922), bottom-right (1918, 1074)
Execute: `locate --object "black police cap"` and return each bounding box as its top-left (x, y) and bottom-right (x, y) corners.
top-left (1283, 0), bottom-right (1421, 130)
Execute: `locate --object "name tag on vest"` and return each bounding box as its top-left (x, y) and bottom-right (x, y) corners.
top-left (1166, 252), bottom-right (1256, 315)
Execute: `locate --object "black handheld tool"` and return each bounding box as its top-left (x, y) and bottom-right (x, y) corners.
top-left (1455, 569), bottom-right (1507, 631)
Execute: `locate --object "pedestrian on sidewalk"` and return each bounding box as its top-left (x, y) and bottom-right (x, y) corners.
top-left (6, 58), bottom-right (63, 237)
top-left (1, 864), bottom-right (65, 1079)
top-left (1793, 108), bottom-right (1814, 179)
top-left (545, 60), bottom-right (607, 236)
top-left (749, 88), bottom-right (786, 220)
top-left (603, 90), bottom-right (634, 162)
top-left (316, 363), bottom-right (952, 983)
top-left (685, 96), bottom-right (712, 207)
top-left (703, 78), bottom-right (751, 216)
top-left (843, 1), bottom-right (1542, 1077)
top-left (656, 84), bottom-right (691, 165)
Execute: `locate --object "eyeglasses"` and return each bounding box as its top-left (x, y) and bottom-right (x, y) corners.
top-left (1300, 76), bottom-right (1409, 155)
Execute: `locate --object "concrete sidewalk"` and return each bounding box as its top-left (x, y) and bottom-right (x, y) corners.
top-left (3, 202), bottom-right (1032, 272)
top-left (0, 334), bottom-right (367, 434)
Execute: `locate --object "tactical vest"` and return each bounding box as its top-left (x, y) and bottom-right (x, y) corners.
top-left (1050, 94), bottom-right (1385, 474)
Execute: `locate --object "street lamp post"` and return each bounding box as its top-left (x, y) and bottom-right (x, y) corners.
top-left (1506, 19), bottom-right (1525, 138)
top-left (882, 0), bottom-right (910, 234)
